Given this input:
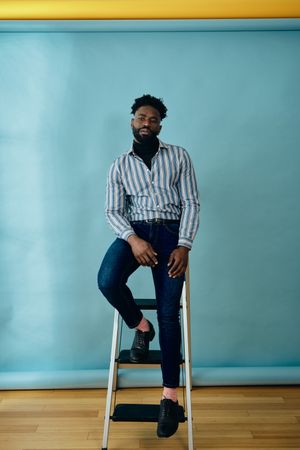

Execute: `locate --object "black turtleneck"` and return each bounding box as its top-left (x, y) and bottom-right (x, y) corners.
top-left (133, 137), bottom-right (159, 170)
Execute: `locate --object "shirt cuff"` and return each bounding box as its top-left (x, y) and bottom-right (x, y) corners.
top-left (120, 228), bottom-right (136, 241)
top-left (178, 237), bottom-right (193, 250)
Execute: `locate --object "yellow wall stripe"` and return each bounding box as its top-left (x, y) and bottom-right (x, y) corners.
top-left (0, 0), bottom-right (300, 20)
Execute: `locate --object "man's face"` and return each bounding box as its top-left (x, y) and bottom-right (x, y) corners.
top-left (131, 105), bottom-right (162, 143)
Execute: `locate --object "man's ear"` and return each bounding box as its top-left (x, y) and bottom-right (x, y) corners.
top-left (131, 118), bottom-right (134, 127)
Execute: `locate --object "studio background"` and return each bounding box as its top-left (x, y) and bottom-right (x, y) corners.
top-left (1, 20), bottom-right (300, 388)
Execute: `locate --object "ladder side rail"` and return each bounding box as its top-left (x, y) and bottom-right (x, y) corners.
top-left (102, 309), bottom-right (120, 450)
top-left (112, 317), bottom-right (123, 392)
top-left (185, 263), bottom-right (193, 390)
top-left (182, 280), bottom-right (194, 450)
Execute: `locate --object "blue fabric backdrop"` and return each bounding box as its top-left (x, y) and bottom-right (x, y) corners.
top-left (1, 20), bottom-right (300, 388)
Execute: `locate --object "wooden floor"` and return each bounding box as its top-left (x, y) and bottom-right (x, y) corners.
top-left (0, 386), bottom-right (300, 450)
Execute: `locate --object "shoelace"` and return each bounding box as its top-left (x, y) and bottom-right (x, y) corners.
top-left (135, 330), bottom-right (148, 346)
top-left (160, 399), bottom-right (173, 418)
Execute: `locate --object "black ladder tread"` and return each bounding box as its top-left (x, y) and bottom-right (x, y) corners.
top-left (135, 298), bottom-right (157, 309)
top-left (111, 403), bottom-right (186, 422)
top-left (117, 350), bottom-right (183, 365)
top-left (135, 298), bottom-right (183, 309)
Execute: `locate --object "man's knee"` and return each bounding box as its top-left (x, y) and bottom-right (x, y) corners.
top-left (97, 266), bottom-right (115, 295)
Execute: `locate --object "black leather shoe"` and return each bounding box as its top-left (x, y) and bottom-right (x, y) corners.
top-left (129, 320), bottom-right (155, 363)
top-left (157, 398), bottom-right (179, 438)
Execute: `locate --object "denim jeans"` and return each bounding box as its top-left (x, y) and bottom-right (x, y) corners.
top-left (97, 221), bottom-right (184, 388)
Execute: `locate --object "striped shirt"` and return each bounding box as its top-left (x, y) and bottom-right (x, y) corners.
top-left (105, 140), bottom-right (200, 249)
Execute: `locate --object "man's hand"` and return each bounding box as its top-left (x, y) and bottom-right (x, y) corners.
top-left (168, 246), bottom-right (189, 278)
top-left (128, 235), bottom-right (158, 267)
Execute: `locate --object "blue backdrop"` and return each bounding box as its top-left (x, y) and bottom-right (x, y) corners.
top-left (1, 20), bottom-right (300, 388)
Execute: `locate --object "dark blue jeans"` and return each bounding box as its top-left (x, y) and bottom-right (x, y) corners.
top-left (97, 222), bottom-right (184, 388)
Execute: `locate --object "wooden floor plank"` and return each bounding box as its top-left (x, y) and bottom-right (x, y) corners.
top-left (0, 432), bottom-right (89, 441)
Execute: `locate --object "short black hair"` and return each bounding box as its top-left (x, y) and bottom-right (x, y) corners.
top-left (131, 94), bottom-right (167, 120)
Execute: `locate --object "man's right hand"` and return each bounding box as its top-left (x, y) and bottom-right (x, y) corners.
top-left (128, 235), bottom-right (158, 267)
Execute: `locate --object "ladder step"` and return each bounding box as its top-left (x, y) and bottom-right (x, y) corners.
top-left (117, 350), bottom-right (184, 365)
top-left (111, 403), bottom-right (186, 422)
top-left (135, 298), bottom-right (183, 309)
top-left (118, 349), bottom-right (161, 364)
top-left (135, 298), bottom-right (157, 309)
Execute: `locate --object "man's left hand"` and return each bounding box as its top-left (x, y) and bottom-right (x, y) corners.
top-left (168, 246), bottom-right (189, 278)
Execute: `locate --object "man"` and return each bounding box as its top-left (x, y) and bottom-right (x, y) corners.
top-left (98, 94), bottom-right (199, 438)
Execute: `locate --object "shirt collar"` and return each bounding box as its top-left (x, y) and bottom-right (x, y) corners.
top-left (128, 139), bottom-right (168, 155)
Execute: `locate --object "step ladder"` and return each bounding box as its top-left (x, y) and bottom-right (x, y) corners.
top-left (101, 267), bottom-right (194, 450)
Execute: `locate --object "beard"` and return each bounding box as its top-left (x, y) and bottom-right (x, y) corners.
top-left (132, 125), bottom-right (159, 144)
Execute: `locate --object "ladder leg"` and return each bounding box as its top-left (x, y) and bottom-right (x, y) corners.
top-left (182, 281), bottom-right (194, 450)
top-left (185, 265), bottom-right (193, 390)
top-left (102, 309), bottom-right (120, 450)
